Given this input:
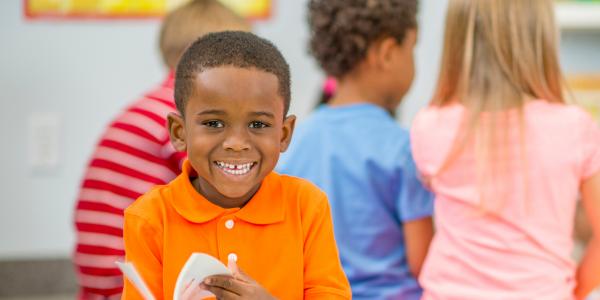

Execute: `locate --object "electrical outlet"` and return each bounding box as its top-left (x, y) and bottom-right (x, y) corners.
top-left (28, 112), bottom-right (61, 171)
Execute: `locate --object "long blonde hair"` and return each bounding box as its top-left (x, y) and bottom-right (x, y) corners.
top-left (432, 0), bottom-right (566, 212)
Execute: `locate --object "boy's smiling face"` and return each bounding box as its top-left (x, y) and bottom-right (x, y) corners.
top-left (169, 66), bottom-right (295, 208)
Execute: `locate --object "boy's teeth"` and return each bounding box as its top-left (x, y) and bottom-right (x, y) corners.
top-left (215, 161), bottom-right (254, 175)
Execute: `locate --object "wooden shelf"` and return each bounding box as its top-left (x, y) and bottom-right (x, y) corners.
top-left (556, 2), bottom-right (600, 30)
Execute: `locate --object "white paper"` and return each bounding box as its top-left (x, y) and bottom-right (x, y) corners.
top-left (115, 261), bottom-right (156, 300)
top-left (173, 253), bottom-right (232, 300)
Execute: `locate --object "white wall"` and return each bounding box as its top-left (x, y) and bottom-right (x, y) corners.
top-left (0, 1), bottom-right (165, 258)
top-left (399, 0), bottom-right (447, 126)
top-left (560, 31), bottom-right (600, 73)
top-left (6, 0), bottom-right (595, 259)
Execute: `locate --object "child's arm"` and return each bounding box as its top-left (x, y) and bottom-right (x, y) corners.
top-left (397, 147), bottom-right (435, 279)
top-left (575, 172), bottom-right (600, 300)
top-left (404, 217), bottom-right (434, 278)
top-left (574, 201), bottom-right (592, 246)
top-left (122, 211), bottom-right (164, 300)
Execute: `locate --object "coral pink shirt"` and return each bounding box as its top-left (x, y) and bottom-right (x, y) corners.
top-left (411, 100), bottom-right (600, 299)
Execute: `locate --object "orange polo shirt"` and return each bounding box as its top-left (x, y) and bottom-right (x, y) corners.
top-left (122, 160), bottom-right (350, 299)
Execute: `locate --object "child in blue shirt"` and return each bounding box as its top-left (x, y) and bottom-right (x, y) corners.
top-left (277, 1), bottom-right (433, 299)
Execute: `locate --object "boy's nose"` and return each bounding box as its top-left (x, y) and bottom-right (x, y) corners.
top-left (222, 128), bottom-right (251, 151)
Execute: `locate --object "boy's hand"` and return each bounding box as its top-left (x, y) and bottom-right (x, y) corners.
top-left (181, 278), bottom-right (213, 300)
top-left (202, 259), bottom-right (276, 300)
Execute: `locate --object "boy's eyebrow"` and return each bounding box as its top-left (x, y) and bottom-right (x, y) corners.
top-left (196, 109), bottom-right (226, 116)
top-left (250, 111), bottom-right (275, 119)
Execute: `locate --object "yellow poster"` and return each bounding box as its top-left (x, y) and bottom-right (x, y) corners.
top-left (25, 0), bottom-right (271, 19)
top-left (219, 0), bottom-right (271, 19)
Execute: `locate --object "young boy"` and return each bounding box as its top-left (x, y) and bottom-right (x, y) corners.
top-left (72, 1), bottom-right (250, 298)
top-left (277, 1), bottom-right (433, 299)
top-left (122, 31), bottom-right (351, 299)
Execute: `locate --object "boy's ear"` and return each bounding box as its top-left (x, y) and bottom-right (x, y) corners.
top-left (280, 115), bottom-right (296, 152)
top-left (374, 37), bottom-right (399, 71)
top-left (167, 112), bottom-right (187, 152)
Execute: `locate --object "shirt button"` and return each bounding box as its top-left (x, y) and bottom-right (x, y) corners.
top-left (225, 219), bottom-right (234, 229)
top-left (228, 253), bottom-right (238, 262)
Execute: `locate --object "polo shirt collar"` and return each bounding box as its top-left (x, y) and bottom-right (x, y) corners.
top-left (171, 160), bottom-right (285, 225)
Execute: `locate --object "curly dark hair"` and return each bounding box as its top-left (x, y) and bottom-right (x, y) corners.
top-left (175, 31), bottom-right (291, 116)
top-left (308, 0), bottom-right (418, 78)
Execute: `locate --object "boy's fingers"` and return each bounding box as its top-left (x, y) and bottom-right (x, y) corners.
top-left (227, 257), bottom-right (239, 273)
top-left (203, 284), bottom-right (240, 300)
top-left (228, 259), bottom-right (252, 283)
top-left (204, 275), bottom-right (244, 295)
top-left (181, 279), bottom-right (208, 300)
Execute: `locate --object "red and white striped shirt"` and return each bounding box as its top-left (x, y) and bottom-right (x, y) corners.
top-left (73, 73), bottom-right (186, 299)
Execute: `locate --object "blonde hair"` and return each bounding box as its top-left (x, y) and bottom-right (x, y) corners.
top-left (431, 0), bottom-right (566, 211)
top-left (159, 0), bottom-right (251, 69)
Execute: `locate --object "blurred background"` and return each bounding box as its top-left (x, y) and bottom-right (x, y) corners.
top-left (0, 0), bottom-right (599, 298)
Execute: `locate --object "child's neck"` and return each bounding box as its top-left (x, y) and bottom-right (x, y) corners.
top-left (328, 74), bottom-right (396, 113)
top-left (191, 177), bottom-right (259, 209)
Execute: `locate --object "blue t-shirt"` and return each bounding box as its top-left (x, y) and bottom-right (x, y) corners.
top-left (277, 103), bottom-right (433, 300)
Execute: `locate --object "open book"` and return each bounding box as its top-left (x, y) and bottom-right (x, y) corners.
top-left (116, 253), bottom-right (232, 300)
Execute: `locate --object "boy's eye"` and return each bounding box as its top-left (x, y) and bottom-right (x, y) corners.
top-left (203, 120), bottom-right (224, 128)
top-left (249, 121), bottom-right (269, 129)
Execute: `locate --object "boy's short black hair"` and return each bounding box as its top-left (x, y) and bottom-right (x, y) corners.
top-left (308, 0), bottom-right (418, 78)
top-left (175, 31), bottom-right (291, 116)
